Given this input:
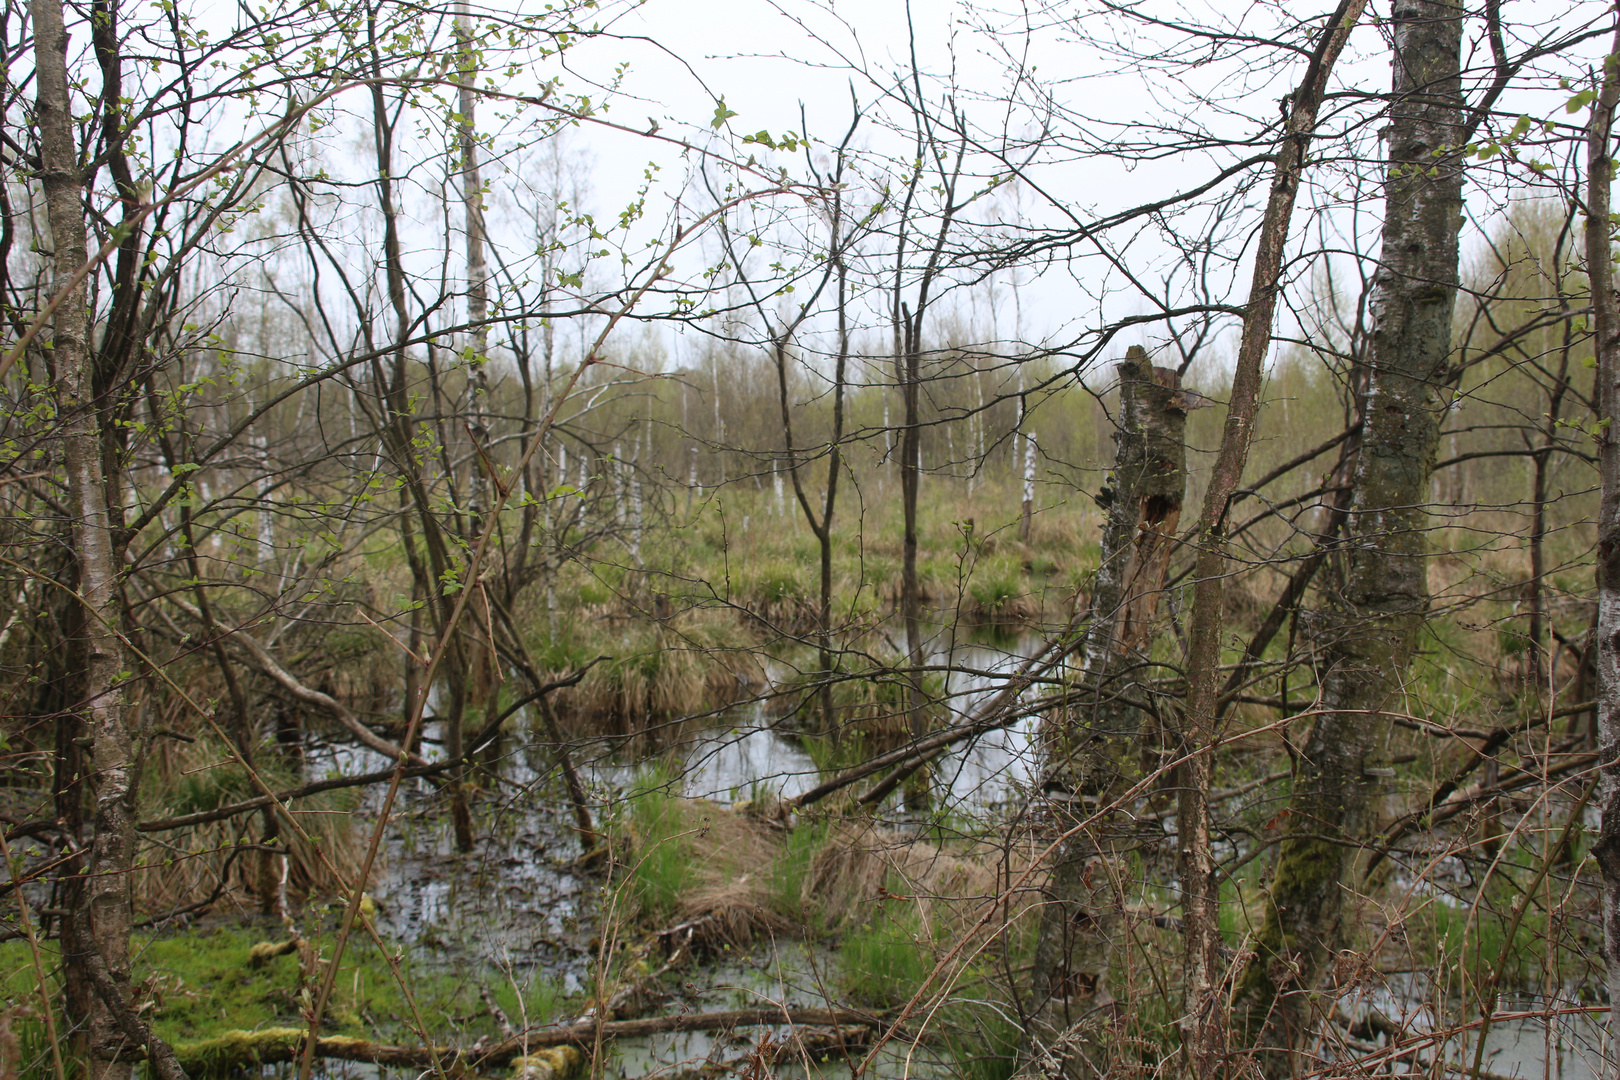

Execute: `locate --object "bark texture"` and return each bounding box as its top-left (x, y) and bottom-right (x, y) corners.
top-left (1176, 3), bottom-right (1367, 1075)
top-left (1585, 14), bottom-right (1620, 1063)
top-left (32, 1), bottom-right (135, 1076)
top-left (1231, 4), bottom-right (1463, 1072)
top-left (449, 0), bottom-right (487, 854)
top-left (1021, 349), bottom-right (1188, 1078)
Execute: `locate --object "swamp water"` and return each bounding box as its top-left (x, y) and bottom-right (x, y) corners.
top-left (255, 636), bottom-right (1044, 1077)
top-left (154, 633), bottom-right (1610, 1078)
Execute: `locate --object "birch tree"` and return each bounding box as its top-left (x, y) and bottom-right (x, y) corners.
top-left (28, 0), bottom-right (139, 1070)
top-left (1585, 9), bottom-right (1620, 1062)
top-left (1230, 6), bottom-right (1465, 1070)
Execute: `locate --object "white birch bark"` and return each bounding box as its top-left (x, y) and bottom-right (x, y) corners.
top-left (1584, 14), bottom-right (1620, 1060)
top-left (31, 1), bottom-right (133, 1074)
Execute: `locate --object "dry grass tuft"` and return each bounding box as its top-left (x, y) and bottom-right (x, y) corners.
top-left (675, 878), bottom-right (794, 948)
top-left (804, 821), bottom-right (1002, 937)
top-left (135, 737), bottom-right (367, 917)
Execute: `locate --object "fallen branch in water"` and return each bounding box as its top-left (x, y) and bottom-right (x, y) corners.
top-left (789, 631), bottom-right (1076, 809)
top-left (475, 1007), bottom-right (883, 1059)
top-left (159, 1008), bottom-right (882, 1075)
top-left (137, 665), bottom-right (595, 833)
top-left (643, 1024), bottom-right (873, 1080)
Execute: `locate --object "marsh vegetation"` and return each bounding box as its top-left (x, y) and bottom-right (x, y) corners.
top-left (2, 1), bottom-right (1620, 1079)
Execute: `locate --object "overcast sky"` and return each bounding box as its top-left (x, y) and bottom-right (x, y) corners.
top-left (502, 0), bottom-right (1609, 380)
top-left (157, 0), bottom-right (1615, 385)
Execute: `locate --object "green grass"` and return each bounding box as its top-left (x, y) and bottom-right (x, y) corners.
top-left (608, 765), bottom-right (771, 922)
top-left (768, 820), bottom-right (832, 927)
top-left (837, 900), bottom-right (936, 1007)
top-left (740, 558), bottom-right (811, 603)
top-left (623, 778), bottom-right (701, 919)
top-left (966, 552), bottom-right (1025, 613)
top-left (943, 994), bottom-right (1023, 1080)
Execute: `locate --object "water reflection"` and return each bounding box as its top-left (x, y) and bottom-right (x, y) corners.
top-left (663, 632), bottom-right (1047, 812)
top-left (285, 634), bottom-right (1606, 1080)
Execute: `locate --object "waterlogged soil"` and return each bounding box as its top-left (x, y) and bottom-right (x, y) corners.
top-left (232, 635), bottom-right (1054, 1076)
top-left (347, 765), bottom-right (955, 1079)
top-left (141, 629), bottom-right (1605, 1080)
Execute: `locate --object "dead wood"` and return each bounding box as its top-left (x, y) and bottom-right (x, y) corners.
top-left (637, 1024), bottom-right (873, 1080)
top-left (152, 1008), bottom-right (876, 1075)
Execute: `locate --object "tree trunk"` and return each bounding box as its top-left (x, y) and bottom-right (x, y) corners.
top-left (1021, 349), bottom-right (1188, 1077)
top-left (1021, 430), bottom-right (1037, 544)
top-left (33, 1), bottom-right (135, 1076)
top-left (1584, 9), bottom-right (1620, 1065)
top-left (900, 323), bottom-right (927, 812)
top-left (818, 251), bottom-right (849, 734)
top-left (447, 0), bottom-right (487, 854)
top-left (1230, 3), bottom-right (1462, 1073)
top-left (1176, 3), bottom-right (1368, 1075)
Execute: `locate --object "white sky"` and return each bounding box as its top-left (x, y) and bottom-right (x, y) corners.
top-left (524, 0), bottom-right (1611, 374)
top-left (135, 0), bottom-right (1619, 382)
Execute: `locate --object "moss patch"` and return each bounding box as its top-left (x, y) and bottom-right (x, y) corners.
top-left (125, 925), bottom-right (558, 1050)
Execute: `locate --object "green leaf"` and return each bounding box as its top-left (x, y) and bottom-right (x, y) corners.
top-left (711, 97), bottom-right (737, 129)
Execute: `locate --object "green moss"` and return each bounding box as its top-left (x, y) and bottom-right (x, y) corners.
top-left (123, 925), bottom-right (559, 1051)
top-left (511, 1046), bottom-right (584, 1080)
top-left (1232, 833), bottom-right (1345, 1039)
top-left (173, 1027), bottom-right (306, 1073)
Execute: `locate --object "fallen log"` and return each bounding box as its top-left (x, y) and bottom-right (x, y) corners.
top-left (508, 1047), bottom-right (584, 1080)
top-left (246, 937), bottom-right (303, 968)
top-left (174, 1031), bottom-right (587, 1077)
top-left (163, 1008), bottom-right (882, 1075)
top-left (475, 1007), bottom-right (882, 1059)
top-left (172, 1029), bottom-right (460, 1073)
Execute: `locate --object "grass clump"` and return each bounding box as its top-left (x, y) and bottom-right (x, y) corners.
top-left (964, 553), bottom-right (1029, 621)
top-left (136, 736), bottom-right (365, 915)
top-left (942, 992), bottom-right (1023, 1080)
top-left (740, 558), bottom-right (809, 605)
top-left (539, 613), bottom-right (763, 740)
top-left (768, 819), bottom-right (833, 928)
top-left (838, 902), bottom-right (937, 1007)
top-left (620, 773), bottom-right (701, 920)
top-left (610, 769), bottom-right (793, 945)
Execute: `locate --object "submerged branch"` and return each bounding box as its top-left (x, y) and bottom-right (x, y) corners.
top-left (137, 665), bottom-right (595, 832)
